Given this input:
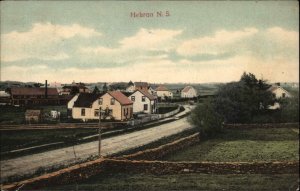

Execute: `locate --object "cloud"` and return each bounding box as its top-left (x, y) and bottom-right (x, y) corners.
top-left (177, 28), bottom-right (258, 56)
top-left (78, 28), bottom-right (182, 65)
top-left (120, 28), bottom-right (183, 51)
top-left (1, 22), bottom-right (101, 62)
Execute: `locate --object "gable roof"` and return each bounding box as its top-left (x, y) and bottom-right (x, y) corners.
top-left (182, 86), bottom-right (195, 93)
top-left (11, 87), bottom-right (58, 96)
top-left (108, 91), bottom-right (133, 105)
top-left (138, 89), bottom-right (155, 100)
top-left (134, 82), bottom-right (148, 87)
top-left (267, 85), bottom-right (291, 95)
top-left (155, 85), bottom-right (169, 91)
top-left (74, 93), bottom-right (102, 108)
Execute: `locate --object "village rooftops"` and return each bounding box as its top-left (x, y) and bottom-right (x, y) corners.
top-left (134, 82), bottom-right (148, 87)
top-left (155, 85), bottom-right (169, 91)
top-left (108, 91), bottom-right (133, 105)
top-left (74, 93), bottom-right (103, 108)
top-left (10, 87), bottom-right (58, 96)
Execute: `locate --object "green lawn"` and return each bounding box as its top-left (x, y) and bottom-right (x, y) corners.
top-left (47, 173), bottom-right (299, 191)
top-left (163, 128), bottom-right (299, 162)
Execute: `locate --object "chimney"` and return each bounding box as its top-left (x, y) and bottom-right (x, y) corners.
top-left (45, 80), bottom-right (48, 99)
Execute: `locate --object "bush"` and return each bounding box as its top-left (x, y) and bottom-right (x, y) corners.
top-left (278, 95), bottom-right (299, 123)
top-left (189, 100), bottom-right (223, 138)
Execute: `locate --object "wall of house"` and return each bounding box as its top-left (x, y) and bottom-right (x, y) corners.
top-left (181, 88), bottom-right (197, 98)
top-left (92, 93), bottom-right (122, 120)
top-left (156, 91), bottom-right (173, 99)
top-left (272, 88), bottom-right (291, 98)
top-left (121, 105), bottom-right (133, 120)
top-left (72, 107), bottom-right (94, 121)
top-left (129, 91), bottom-right (152, 114)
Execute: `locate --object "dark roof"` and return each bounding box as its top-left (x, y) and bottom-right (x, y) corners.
top-left (74, 93), bottom-right (103, 108)
top-left (11, 87), bottom-right (58, 96)
top-left (134, 82), bottom-right (148, 87)
top-left (121, 92), bottom-right (133, 97)
top-left (108, 91), bottom-right (133, 105)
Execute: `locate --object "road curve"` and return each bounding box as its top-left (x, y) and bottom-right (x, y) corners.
top-left (1, 106), bottom-right (194, 182)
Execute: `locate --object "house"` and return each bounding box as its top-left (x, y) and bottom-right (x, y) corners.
top-left (128, 89), bottom-right (157, 114)
top-left (126, 81), bottom-right (149, 92)
top-left (61, 82), bottom-right (91, 95)
top-left (72, 93), bottom-right (102, 122)
top-left (268, 85), bottom-right (292, 99)
top-left (148, 86), bottom-right (157, 96)
top-left (267, 84), bottom-right (292, 110)
top-left (155, 85), bottom-right (173, 100)
top-left (181, 86), bottom-right (197, 98)
top-left (0, 91), bottom-right (11, 105)
top-left (25, 109), bottom-right (43, 123)
top-left (72, 91), bottom-right (133, 121)
top-left (10, 87), bottom-right (60, 106)
top-left (98, 91), bottom-right (133, 121)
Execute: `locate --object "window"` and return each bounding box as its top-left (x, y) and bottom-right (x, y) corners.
top-left (81, 109), bottom-right (85, 116)
top-left (131, 96), bottom-right (135, 101)
top-left (142, 96), bottom-right (146, 102)
top-left (94, 109), bottom-right (99, 116)
top-left (98, 98), bottom-right (103, 105)
top-left (144, 104), bottom-right (148, 111)
top-left (282, 93), bottom-right (286, 98)
top-left (111, 98), bottom-right (115, 105)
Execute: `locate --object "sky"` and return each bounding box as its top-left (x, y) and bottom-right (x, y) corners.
top-left (0, 1), bottom-right (299, 84)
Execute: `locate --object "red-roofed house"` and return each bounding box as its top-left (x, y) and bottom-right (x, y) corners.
top-left (128, 89), bottom-right (157, 114)
top-left (155, 85), bottom-right (173, 100)
top-left (181, 86), bottom-right (197, 98)
top-left (99, 91), bottom-right (133, 120)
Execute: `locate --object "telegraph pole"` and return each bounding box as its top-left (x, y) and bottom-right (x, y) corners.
top-left (98, 109), bottom-right (102, 157)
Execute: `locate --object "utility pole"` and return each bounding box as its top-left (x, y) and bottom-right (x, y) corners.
top-left (98, 109), bottom-right (102, 157)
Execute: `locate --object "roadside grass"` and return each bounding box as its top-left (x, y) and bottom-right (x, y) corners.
top-left (0, 128), bottom-right (97, 152)
top-left (163, 128), bottom-right (299, 162)
top-left (46, 173), bottom-right (299, 191)
top-left (0, 106), bottom-right (25, 124)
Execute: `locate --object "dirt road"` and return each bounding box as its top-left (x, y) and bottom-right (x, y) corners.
top-left (1, 108), bottom-right (194, 182)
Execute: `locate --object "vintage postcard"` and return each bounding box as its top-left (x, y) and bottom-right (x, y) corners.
top-left (0, 1), bottom-right (299, 190)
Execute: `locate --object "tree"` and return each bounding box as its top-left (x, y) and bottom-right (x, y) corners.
top-left (70, 86), bottom-right (79, 95)
top-left (189, 99), bottom-right (223, 137)
top-left (92, 86), bottom-right (100, 94)
top-left (278, 92), bottom-right (299, 122)
top-left (214, 72), bottom-right (275, 123)
top-left (102, 83), bottom-right (108, 93)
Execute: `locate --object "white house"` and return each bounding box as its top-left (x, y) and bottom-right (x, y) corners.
top-left (181, 86), bottom-right (197, 98)
top-left (128, 89), bottom-right (157, 114)
top-left (267, 85), bottom-right (292, 110)
top-left (268, 85), bottom-right (292, 99)
top-left (155, 85), bottom-right (173, 100)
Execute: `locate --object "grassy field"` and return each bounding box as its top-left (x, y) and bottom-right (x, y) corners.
top-left (163, 128), bottom-right (299, 162)
top-left (47, 173), bottom-right (299, 191)
top-left (0, 128), bottom-right (98, 152)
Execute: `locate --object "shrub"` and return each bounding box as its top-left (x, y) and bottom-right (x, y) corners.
top-left (189, 100), bottom-right (223, 138)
